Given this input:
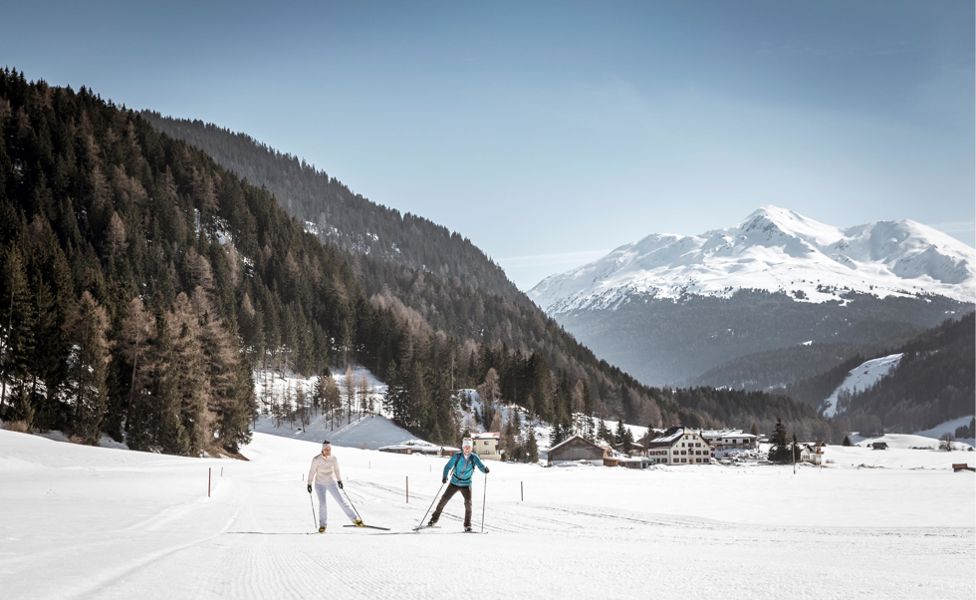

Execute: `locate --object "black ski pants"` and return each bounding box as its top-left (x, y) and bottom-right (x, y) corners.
top-left (431, 483), bottom-right (472, 527)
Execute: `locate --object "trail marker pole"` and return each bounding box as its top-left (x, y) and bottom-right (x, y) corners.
top-left (521, 481), bottom-right (524, 502)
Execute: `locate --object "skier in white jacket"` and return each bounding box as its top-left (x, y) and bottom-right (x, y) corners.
top-left (307, 440), bottom-right (362, 533)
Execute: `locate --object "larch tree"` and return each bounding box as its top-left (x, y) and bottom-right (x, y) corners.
top-left (62, 292), bottom-right (111, 445)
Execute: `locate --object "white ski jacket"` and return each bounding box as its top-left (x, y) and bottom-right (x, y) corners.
top-left (308, 454), bottom-right (342, 485)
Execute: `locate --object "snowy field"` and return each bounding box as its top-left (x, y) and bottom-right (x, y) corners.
top-left (1, 430), bottom-right (973, 600)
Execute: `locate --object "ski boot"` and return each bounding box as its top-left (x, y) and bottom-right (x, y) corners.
top-left (353, 519), bottom-right (365, 528)
top-left (318, 526), bottom-right (326, 534)
top-left (464, 526), bottom-right (472, 533)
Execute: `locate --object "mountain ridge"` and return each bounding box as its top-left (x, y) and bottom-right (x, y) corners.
top-left (530, 205), bottom-right (976, 312)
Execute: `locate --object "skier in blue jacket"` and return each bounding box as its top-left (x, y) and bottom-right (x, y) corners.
top-left (428, 438), bottom-right (489, 531)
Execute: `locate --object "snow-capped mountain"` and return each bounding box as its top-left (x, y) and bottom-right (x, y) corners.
top-left (527, 206), bottom-right (975, 388)
top-left (530, 206), bottom-right (976, 314)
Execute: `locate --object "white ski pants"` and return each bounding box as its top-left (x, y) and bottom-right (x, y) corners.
top-left (314, 482), bottom-right (357, 526)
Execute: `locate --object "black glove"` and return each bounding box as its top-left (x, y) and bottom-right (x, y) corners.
top-left (337, 481), bottom-right (344, 489)
top-left (307, 484), bottom-right (312, 494)
top-left (484, 467), bottom-right (490, 474)
top-left (442, 477), bottom-right (447, 484)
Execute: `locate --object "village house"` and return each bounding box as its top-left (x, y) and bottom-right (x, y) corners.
top-left (472, 432), bottom-right (501, 459)
top-left (701, 429), bottom-right (759, 452)
top-left (378, 440), bottom-right (459, 456)
top-left (613, 440), bottom-right (646, 456)
top-left (798, 442), bottom-right (824, 465)
top-left (547, 435), bottom-right (609, 466)
top-left (646, 427), bottom-right (713, 465)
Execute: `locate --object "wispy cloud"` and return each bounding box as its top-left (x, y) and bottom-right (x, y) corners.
top-left (497, 249), bottom-right (609, 270)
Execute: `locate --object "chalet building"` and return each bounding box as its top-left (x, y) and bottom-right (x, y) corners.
top-left (701, 429), bottom-right (759, 451)
top-left (378, 440), bottom-right (460, 456)
top-left (613, 441), bottom-right (646, 456)
top-left (646, 427), bottom-right (712, 465)
top-left (472, 432), bottom-right (501, 459)
top-left (799, 443), bottom-right (824, 466)
top-left (548, 435), bottom-right (609, 466)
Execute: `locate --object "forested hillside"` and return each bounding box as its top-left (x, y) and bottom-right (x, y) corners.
top-left (141, 113), bottom-right (518, 302)
top-left (832, 313), bottom-right (975, 434)
top-left (143, 113), bottom-right (837, 436)
top-left (0, 71), bottom-right (835, 454)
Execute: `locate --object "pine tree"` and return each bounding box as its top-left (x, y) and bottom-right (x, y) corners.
top-left (191, 287), bottom-right (252, 452)
top-left (768, 417), bottom-right (793, 464)
top-left (62, 292), bottom-right (111, 444)
top-left (166, 293), bottom-right (211, 455)
top-left (524, 427), bottom-right (539, 463)
top-left (119, 297), bottom-right (156, 449)
top-left (614, 418), bottom-right (630, 447)
top-left (550, 421), bottom-right (566, 447)
top-left (1, 246), bottom-right (35, 412)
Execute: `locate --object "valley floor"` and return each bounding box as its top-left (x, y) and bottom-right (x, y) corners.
top-left (1, 430), bottom-right (973, 599)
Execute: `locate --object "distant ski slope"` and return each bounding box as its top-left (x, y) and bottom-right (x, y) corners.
top-left (822, 353), bottom-right (903, 417)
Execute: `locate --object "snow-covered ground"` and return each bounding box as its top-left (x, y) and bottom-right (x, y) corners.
top-left (916, 416), bottom-right (976, 447)
top-left (2, 430), bottom-right (973, 599)
top-left (856, 433), bottom-right (973, 452)
top-left (822, 353), bottom-right (903, 417)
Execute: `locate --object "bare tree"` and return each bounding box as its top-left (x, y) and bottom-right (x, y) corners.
top-left (358, 374), bottom-right (370, 414)
top-left (343, 365), bottom-right (355, 424)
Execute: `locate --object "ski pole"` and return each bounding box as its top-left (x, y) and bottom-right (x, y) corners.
top-left (308, 488), bottom-right (317, 530)
top-left (480, 473), bottom-right (488, 533)
top-left (416, 481), bottom-right (446, 529)
top-left (341, 485), bottom-right (363, 522)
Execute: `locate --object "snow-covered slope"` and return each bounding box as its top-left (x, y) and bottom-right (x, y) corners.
top-left (822, 353), bottom-right (904, 417)
top-left (916, 416), bottom-right (975, 443)
top-left (252, 367), bottom-right (424, 450)
top-left (530, 206), bottom-right (976, 312)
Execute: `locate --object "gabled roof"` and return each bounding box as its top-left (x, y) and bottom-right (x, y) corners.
top-left (647, 427), bottom-right (684, 447)
top-left (701, 429), bottom-right (758, 440)
top-left (548, 434), bottom-right (606, 454)
top-left (473, 432), bottom-right (500, 440)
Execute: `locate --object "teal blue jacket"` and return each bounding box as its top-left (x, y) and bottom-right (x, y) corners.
top-left (443, 452), bottom-right (487, 487)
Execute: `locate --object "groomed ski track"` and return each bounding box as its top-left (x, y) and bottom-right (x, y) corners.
top-left (1, 431), bottom-right (973, 599)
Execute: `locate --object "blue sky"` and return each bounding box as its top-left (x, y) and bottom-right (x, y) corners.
top-left (2, 0), bottom-right (973, 289)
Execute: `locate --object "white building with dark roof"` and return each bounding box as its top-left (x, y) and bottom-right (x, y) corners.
top-left (646, 427), bottom-right (712, 465)
top-left (701, 429), bottom-right (759, 452)
top-left (472, 432), bottom-right (501, 459)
